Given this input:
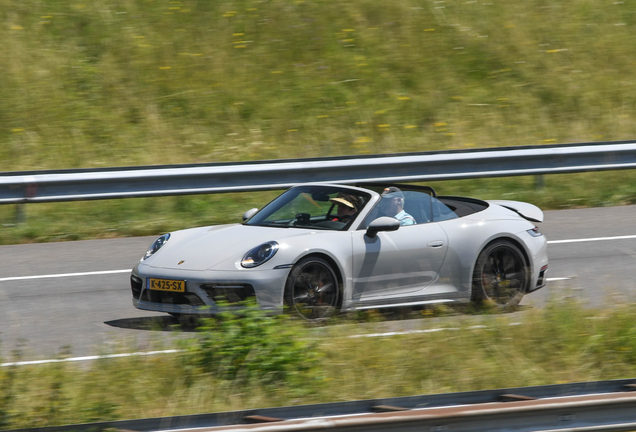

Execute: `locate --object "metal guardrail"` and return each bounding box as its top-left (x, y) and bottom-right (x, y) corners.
top-left (6, 378), bottom-right (636, 432)
top-left (2, 140), bottom-right (636, 204)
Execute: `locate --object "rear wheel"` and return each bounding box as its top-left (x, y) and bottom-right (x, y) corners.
top-left (284, 257), bottom-right (340, 322)
top-left (472, 240), bottom-right (528, 310)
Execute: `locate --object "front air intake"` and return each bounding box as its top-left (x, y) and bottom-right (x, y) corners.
top-left (131, 275), bottom-right (143, 299)
top-left (199, 284), bottom-right (256, 304)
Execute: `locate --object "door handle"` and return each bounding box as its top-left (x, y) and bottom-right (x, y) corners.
top-left (427, 241), bottom-right (444, 248)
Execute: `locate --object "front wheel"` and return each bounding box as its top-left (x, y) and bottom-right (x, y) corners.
top-left (284, 257), bottom-right (340, 323)
top-left (471, 240), bottom-right (529, 310)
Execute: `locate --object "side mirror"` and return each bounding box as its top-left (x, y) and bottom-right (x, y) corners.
top-left (243, 208), bottom-right (258, 221)
top-left (366, 217), bottom-right (400, 238)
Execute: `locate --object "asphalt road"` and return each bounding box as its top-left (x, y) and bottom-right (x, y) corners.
top-left (1, 205), bottom-right (636, 360)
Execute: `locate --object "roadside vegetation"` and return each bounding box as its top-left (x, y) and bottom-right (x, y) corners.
top-left (2, 298), bottom-right (636, 429)
top-left (1, 0), bottom-right (636, 243)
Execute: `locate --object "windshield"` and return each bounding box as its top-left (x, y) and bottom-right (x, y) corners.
top-left (246, 186), bottom-right (370, 231)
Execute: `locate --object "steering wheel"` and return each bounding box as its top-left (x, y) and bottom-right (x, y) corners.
top-left (293, 213), bottom-right (311, 225)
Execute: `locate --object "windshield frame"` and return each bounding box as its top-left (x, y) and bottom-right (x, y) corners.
top-left (244, 185), bottom-right (372, 231)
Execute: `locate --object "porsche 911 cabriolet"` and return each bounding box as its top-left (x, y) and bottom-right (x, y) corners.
top-left (130, 183), bottom-right (548, 322)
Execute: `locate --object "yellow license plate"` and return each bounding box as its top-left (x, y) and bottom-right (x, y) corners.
top-left (148, 278), bottom-right (185, 292)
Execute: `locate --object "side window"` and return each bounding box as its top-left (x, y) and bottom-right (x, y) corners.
top-left (402, 191), bottom-right (432, 224)
top-left (361, 190), bottom-right (433, 228)
top-left (432, 197), bottom-right (459, 221)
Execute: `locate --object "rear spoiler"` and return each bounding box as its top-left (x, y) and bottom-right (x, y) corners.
top-left (487, 200), bottom-right (544, 223)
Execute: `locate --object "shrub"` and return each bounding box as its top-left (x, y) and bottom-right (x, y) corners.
top-left (182, 301), bottom-right (324, 392)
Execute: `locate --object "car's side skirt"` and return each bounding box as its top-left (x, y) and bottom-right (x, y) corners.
top-left (345, 292), bottom-right (469, 311)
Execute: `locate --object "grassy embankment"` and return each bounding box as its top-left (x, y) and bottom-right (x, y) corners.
top-left (3, 299), bottom-right (636, 429)
top-left (1, 0), bottom-right (636, 243)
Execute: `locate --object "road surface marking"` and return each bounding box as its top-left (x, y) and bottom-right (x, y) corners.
top-left (1, 349), bottom-right (180, 367)
top-left (348, 322), bottom-right (523, 339)
top-left (0, 269), bottom-right (130, 282)
top-left (4, 323), bottom-right (529, 366)
top-left (548, 234), bottom-right (636, 244)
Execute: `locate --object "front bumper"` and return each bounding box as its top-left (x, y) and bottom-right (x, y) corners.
top-left (525, 232), bottom-right (549, 293)
top-left (130, 263), bottom-right (290, 315)
top-left (529, 264), bottom-right (548, 293)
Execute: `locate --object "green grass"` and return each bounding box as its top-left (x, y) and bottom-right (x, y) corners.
top-left (2, 0), bottom-right (636, 170)
top-left (1, 0), bottom-right (636, 243)
top-left (3, 298), bottom-right (636, 429)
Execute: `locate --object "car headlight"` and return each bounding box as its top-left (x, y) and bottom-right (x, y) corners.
top-left (142, 233), bottom-right (171, 261)
top-left (241, 241), bottom-right (279, 268)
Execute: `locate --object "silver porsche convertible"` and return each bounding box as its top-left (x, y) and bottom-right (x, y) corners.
top-left (131, 183), bottom-right (548, 322)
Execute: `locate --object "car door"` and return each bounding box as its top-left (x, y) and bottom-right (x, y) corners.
top-left (350, 189), bottom-right (449, 300)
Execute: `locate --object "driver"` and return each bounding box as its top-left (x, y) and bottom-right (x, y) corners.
top-left (329, 193), bottom-right (362, 222)
top-left (379, 187), bottom-right (416, 225)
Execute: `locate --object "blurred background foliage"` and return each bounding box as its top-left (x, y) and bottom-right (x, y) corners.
top-left (1, 0), bottom-right (636, 242)
top-left (2, 0), bottom-right (635, 169)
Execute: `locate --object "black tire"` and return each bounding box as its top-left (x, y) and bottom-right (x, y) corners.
top-left (284, 257), bottom-right (340, 322)
top-left (471, 240), bottom-right (529, 310)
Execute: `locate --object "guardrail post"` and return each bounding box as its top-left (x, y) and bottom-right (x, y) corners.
top-left (534, 175), bottom-right (545, 190)
top-left (16, 204), bottom-right (26, 225)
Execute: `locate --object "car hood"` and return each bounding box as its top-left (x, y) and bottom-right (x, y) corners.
top-left (145, 224), bottom-right (316, 271)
